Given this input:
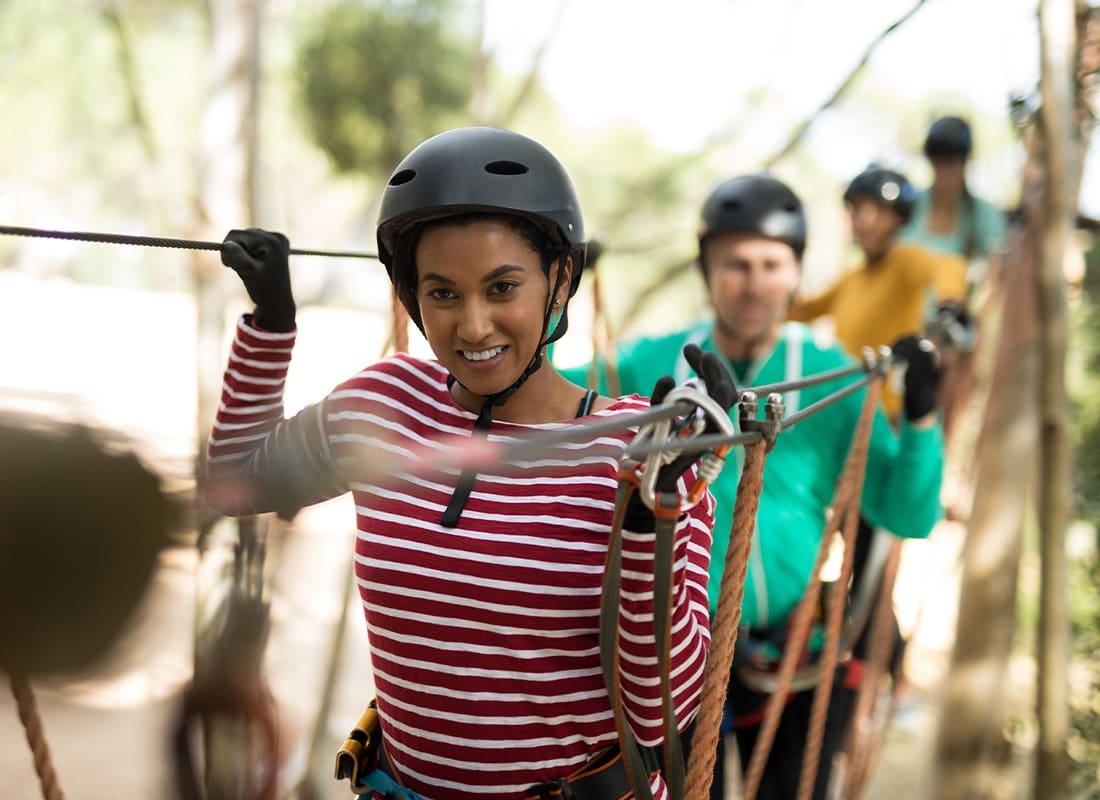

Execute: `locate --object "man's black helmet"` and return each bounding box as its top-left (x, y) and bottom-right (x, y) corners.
top-left (843, 166), bottom-right (917, 223)
top-left (377, 127), bottom-right (586, 299)
top-left (924, 116), bottom-right (972, 159)
top-left (699, 174), bottom-right (807, 259)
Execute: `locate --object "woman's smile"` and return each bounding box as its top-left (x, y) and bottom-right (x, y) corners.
top-left (460, 344), bottom-right (508, 367)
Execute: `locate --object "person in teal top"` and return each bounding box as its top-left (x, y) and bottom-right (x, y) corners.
top-left (558, 174), bottom-right (946, 800)
top-left (903, 115), bottom-right (1007, 265)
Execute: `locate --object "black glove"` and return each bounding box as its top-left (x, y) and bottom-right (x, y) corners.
top-left (625, 344), bottom-right (737, 529)
top-left (890, 334), bottom-right (940, 421)
top-left (935, 299), bottom-right (971, 329)
top-left (221, 228), bottom-right (296, 332)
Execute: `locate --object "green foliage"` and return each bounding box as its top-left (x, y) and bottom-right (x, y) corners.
top-left (1072, 236), bottom-right (1100, 527)
top-left (0, 0), bottom-right (204, 290)
top-left (294, 0), bottom-right (476, 178)
top-left (1068, 233), bottom-right (1100, 797)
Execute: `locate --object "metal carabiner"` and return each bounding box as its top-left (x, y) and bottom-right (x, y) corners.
top-left (633, 380), bottom-right (736, 511)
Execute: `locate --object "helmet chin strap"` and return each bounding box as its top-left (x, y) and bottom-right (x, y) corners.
top-left (439, 253), bottom-right (570, 528)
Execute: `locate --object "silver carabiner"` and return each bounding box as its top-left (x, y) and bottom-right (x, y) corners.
top-left (634, 380), bottom-right (736, 511)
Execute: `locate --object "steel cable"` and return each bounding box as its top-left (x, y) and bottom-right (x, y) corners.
top-left (0, 224), bottom-right (376, 259)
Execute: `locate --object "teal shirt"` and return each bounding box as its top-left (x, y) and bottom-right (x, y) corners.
top-left (902, 188), bottom-right (1006, 261)
top-left (558, 321), bottom-right (944, 628)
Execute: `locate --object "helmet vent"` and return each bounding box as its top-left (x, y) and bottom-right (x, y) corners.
top-left (720, 200), bottom-right (742, 211)
top-left (389, 169), bottom-right (416, 186)
top-left (484, 160), bottom-right (529, 176)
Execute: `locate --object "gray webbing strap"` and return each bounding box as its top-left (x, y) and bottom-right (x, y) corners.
top-left (652, 490), bottom-right (685, 797)
top-left (600, 480), bottom-right (657, 800)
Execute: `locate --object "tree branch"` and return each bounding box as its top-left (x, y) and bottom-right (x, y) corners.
top-left (615, 257), bottom-right (697, 332)
top-left (494, 0), bottom-right (570, 128)
top-left (762, 0), bottom-right (931, 168)
top-left (604, 0), bottom-right (932, 333)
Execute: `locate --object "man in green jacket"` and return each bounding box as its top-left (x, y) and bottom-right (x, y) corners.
top-left (558, 174), bottom-right (945, 799)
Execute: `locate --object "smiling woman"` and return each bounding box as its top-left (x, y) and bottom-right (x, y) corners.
top-left (412, 216), bottom-right (573, 417)
top-left (200, 127), bottom-right (735, 800)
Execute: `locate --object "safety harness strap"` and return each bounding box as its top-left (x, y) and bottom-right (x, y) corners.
top-left (599, 480), bottom-right (657, 799)
top-left (652, 491), bottom-right (686, 797)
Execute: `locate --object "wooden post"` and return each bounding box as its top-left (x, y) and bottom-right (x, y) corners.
top-left (1033, 1), bottom-right (1077, 797)
top-left (932, 215), bottom-right (1037, 800)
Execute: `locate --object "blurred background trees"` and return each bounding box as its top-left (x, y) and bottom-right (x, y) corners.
top-left (0, 0), bottom-right (1097, 798)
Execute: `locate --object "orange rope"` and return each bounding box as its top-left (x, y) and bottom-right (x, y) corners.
top-left (796, 380), bottom-right (881, 799)
top-left (588, 266), bottom-right (621, 396)
top-left (840, 538), bottom-right (903, 799)
top-left (10, 673), bottom-right (65, 800)
top-left (684, 440), bottom-right (768, 800)
top-left (742, 378), bottom-right (882, 800)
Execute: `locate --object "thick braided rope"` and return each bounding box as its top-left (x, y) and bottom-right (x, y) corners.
top-left (741, 383), bottom-right (879, 800)
top-left (10, 674), bottom-right (65, 800)
top-left (840, 537), bottom-right (903, 798)
top-left (684, 440), bottom-right (768, 800)
top-left (796, 380), bottom-right (882, 799)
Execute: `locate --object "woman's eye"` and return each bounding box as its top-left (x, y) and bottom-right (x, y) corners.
top-left (490, 281), bottom-right (518, 296)
top-left (427, 288), bottom-right (456, 301)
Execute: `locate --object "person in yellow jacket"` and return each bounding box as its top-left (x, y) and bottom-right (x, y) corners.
top-left (789, 165), bottom-right (967, 421)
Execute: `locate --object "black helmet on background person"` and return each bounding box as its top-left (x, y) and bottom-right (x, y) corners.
top-left (844, 166), bottom-right (917, 223)
top-left (923, 116), bottom-right (973, 159)
top-left (698, 174), bottom-right (807, 264)
top-left (377, 126), bottom-right (586, 331)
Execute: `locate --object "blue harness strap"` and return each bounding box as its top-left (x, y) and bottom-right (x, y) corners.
top-left (356, 768), bottom-right (426, 799)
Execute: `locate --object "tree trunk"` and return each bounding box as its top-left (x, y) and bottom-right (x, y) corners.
top-left (1032, 1), bottom-right (1079, 797)
top-left (193, 0), bottom-right (262, 457)
top-left (192, 2), bottom-right (266, 799)
top-left (932, 206), bottom-right (1038, 800)
top-left (934, 3), bottom-right (1094, 796)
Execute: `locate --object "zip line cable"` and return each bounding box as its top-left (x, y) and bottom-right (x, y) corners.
top-left (625, 372), bottom-right (881, 462)
top-left (750, 361), bottom-right (867, 398)
top-left (1, 222), bottom-right (900, 480)
top-left (0, 224), bottom-right (377, 260)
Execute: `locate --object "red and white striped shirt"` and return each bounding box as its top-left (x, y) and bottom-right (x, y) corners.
top-left (206, 316), bottom-right (714, 799)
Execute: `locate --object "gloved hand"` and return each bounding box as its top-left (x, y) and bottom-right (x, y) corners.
top-left (925, 299), bottom-right (974, 353)
top-left (890, 334), bottom-right (940, 421)
top-left (625, 344), bottom-right (737, 529)
top-left (221, 228), bottom-right (296, 332)
top-left (935, 299), bottom-right (971, 329)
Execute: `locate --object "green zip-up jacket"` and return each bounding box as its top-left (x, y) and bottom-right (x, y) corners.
top-left (558, 321), bottom-right (944, 628)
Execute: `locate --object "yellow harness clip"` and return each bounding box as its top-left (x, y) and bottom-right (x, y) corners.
top-left (334, 701), bottom-right (380, 790)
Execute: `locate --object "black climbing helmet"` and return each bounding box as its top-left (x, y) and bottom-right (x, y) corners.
top-left (843, 166), bottom-right (917, 223)
top-left (698, 174), bottom-right (807, 261)
top-left (924, 116), bottom-right (973, 160)
top-left (377, 127), bottom-right (586, 324)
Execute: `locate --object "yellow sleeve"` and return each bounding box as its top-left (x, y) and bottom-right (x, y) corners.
top-left (913, 249), bottom-right (966, 302)
top-left (788, 281), bottom-right (841, 322)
